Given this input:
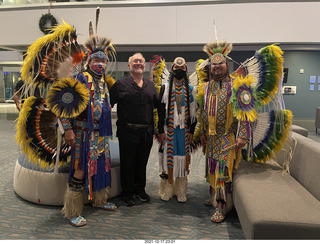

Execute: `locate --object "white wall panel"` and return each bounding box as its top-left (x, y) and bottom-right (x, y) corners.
top-left (0, 2), bottom-right (320, 46)
top-left (176, 2), bottom-right (320, 44)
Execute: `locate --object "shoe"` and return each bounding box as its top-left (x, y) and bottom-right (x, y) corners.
top-left (160, 195), bottom-right (171, 202)
top-left (211, 210), bottom-right (225, 223)
top-left (69, 216), bottom-right (87, 227)
top-left (122, 196), bottom-right (135, 206)
top-left (136, 192), bottom-right (150, 202)
top-left (93, 202), bottom-right (117, 211)
top-left (177, 196), bottom-right (187, 203)
top-left (205, 198), bottom-right (214, 206)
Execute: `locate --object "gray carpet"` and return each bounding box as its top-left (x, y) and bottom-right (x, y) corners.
top-left (0, 115), bottom-right (244, 240)
top-left (2, 111), bottom-right (319, 240)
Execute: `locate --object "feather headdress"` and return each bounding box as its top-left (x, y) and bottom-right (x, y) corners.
top-left (203, 40), bottom-right (233, 64)
top-left (84, 7), bottom-right (116, 71)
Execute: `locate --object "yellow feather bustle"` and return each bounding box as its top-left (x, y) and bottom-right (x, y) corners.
top-left (258, 44), bottom-right (284, 105)
top-left (15, 97), bottom-right (62, 169)
top-left (21, 20), bottom-right (76, 83)
top-left (150, 57), bottom-right (167, 139)
top-left (252, 109), bottom-right (293, 163)
top-left (266, 45), bottom-right (284, 103)
top-left (259, 110), bottom-right (293, 163)
top-left (46, 78), bottom-right (90, 118)
top-left (153, 58), bottom-right (166, 94)
top-left (193, 59), bottom-right (209, 144)
top-left (16, 97), bottom-right (36, 161)
top-left (233, 74), bottom-right (255, 90)
top-left (195, 59), bottom-right (208, 106)
top-left (105, 75), bottom-right (115, 90)
top-left (232, 75), bottom-right (259, 123)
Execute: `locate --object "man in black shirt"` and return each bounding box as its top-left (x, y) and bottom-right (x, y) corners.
top-left (110, 53), bottom-right (159, 206)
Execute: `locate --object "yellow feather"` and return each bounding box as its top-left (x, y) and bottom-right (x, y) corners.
top-left (46, 77), bottom-right (90, 118)
top-left (21, 21), bottom-right (76, 83)
top-left (233, 75), bottom-right (258, 122)
top-left (152, 58), bottom-right (166, 94)
top-left (105, 75), bottom-right (115, 89)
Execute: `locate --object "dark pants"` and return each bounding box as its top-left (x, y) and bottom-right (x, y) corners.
top-left (118, 133), bottom-right (153, 198)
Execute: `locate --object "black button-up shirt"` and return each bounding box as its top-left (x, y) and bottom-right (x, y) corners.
top-left (110, 76), bottom-right (159, 142)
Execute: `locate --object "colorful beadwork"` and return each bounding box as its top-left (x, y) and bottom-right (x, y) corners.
top-left (62, 92), bottom-right (74, 104)
top-left (166, 81), bottom-right (190, 182)
top-left (211, 53), bottom-right (225, 64)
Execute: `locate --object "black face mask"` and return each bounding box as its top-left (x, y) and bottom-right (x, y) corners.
top-left (173, 69), bottom-right (186, 80)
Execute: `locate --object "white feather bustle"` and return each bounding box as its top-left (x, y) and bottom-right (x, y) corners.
top-left (57, 57), bottom-right (74, 79)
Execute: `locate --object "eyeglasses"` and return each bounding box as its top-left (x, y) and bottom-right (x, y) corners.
top-left (131, 59), bottom-right (145, 64)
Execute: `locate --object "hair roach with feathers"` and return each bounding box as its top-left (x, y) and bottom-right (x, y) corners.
top-left (203, 40), bottom-right (233, 58)
top-left (84, 7), bottom-right (116, 72)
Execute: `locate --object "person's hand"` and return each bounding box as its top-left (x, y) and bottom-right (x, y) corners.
top-left (200, 134), bottom-right (207, 146)
top-left (159, 133), bottom-right (167, 145)
top-left (187, 133), bottom-right (193, 145)
top-left (236, 138), bottom-right (247, 149)
top-left (64, 129), bottom-right (75, 147)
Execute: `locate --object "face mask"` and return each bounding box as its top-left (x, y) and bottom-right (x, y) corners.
top-left (173, 69), bottom-right (186, 80)
top-left (90, 62), bottom-right (107, 75)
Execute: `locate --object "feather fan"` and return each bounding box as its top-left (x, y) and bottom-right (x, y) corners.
top-left (16, 97), bottom-right (71, 168)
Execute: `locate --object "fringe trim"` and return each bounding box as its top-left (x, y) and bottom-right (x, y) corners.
top-left (207, 93), bottom-right (217, 136)
top-left (174, 104), bottom-right (185, 128)
top-left (208, 115), bottom-right (217, 136)
top-left (61, 186), bottom-right (84, 219)
top-left (190, 87), bottom-right (197, 124)
top-left (227, 135), bottom-right (236, 182)
top-left (226, 103), bottom-right (233, 132)
top-left (159, 151), bottom-right (190, 180)
top-left (159, 178), bottom-right (174, 201)
top-left (92, 187), bottom-right (109, 207)
top-left (174, 177), bottom-right (187, 200)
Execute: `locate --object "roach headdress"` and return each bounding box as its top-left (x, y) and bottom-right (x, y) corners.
top-left (84, 7), bottom-right (116, 67)
top-left (203, 40), bottom-right (233, 64)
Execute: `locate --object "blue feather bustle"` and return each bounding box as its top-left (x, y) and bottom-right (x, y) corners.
top-left (254, 110), bottom-right (275, 152)
top-left (254, 52), bottom-right (266, 93)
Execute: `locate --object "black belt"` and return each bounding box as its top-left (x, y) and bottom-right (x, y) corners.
top-left (122, 122), bottom-right (150, 133)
